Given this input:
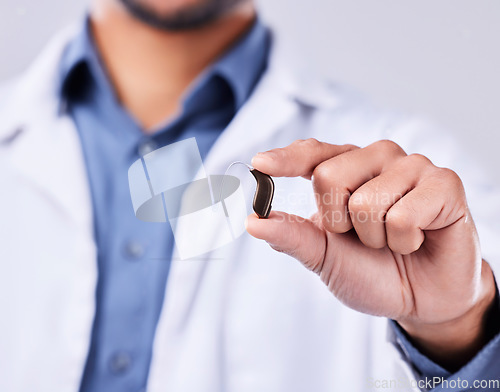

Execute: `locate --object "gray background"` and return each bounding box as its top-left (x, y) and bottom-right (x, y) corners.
top-left (1, 0), bottom-right (499, 180)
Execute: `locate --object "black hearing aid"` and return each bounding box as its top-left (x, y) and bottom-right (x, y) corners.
top-left (219, 162), bottom-right (274, 219)
top-left (250, 169), bottom-right (274, 219)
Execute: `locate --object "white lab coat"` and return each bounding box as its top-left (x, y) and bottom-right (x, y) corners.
top-left (1, 27), bottom-right (499, 392)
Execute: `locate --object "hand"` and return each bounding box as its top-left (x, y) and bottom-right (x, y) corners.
top-left (246, 139), bottom-right (498, 370)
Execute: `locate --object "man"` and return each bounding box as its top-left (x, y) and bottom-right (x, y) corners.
top-left (0, 0), bottom-right (499, 391)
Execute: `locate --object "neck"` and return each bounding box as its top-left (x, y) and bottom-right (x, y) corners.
top-left (90, 1), bottom-right (256, 131)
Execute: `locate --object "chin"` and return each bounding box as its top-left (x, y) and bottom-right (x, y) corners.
top-left (118, 0), bottom-right (248, 30)
top-left (135, 0), bottom-right (207, 15)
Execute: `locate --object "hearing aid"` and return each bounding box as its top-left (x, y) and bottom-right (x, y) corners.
top-left (219, 162), bottom-right (274, 219)
top-left (249, 168), bottom-right (274, 219)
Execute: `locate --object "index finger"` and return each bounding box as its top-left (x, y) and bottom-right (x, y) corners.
top-left (251, 138), bottom-right (358, 179)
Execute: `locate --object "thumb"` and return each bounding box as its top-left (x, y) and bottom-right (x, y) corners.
top-left (245, 211), bottom-right (327, 273)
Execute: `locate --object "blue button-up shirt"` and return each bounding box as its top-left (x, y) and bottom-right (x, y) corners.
top-left (60, 17), bottom-right (270, 392)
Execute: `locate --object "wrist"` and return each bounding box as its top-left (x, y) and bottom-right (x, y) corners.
top-left (397, 260), bottom-right (499, 371)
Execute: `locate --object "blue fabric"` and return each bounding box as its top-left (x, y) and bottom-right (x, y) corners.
top-left (59, 17), bottom-right (270, 392)
top-left (390, 292), bottom-right (500, 391)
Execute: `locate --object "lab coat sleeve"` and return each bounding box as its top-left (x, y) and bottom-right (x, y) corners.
top-left (389, 306), bottom-right (500, 391)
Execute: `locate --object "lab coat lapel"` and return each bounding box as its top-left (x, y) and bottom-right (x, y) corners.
top-left (0, 26), bottom-right (96, 392)
top-left (1, 25), bottom-right (90, 228)
top-left (6, 111), bottom-right (93, 229)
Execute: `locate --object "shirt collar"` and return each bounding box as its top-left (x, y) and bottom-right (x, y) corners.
top-left (59, 16), bottom-right (271, 111)
top-left (59, 17), bottom-right (119, 104)
top-left (210, 18), bottom-right (270, 109)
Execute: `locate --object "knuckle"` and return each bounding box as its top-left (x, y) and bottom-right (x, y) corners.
top-left (405, 153), bottom-right (433, 168)
top-left (372, 139), bottom-right (406, 156)
top-left (344, 143), bottom-right (360, 150)
top-left (342, 143), bottom-right (360, 153)
top-left (267, 147), bottom-right (286, 158)
top-left (303, 137), bottom-right (321, 147)
top-left (274, 147), bottom-right (289, 161)
top-left (312, 161), bottom-right (335, 183)
top-left (348, 191), bottom-right (369, 214)
top-left (294, 138), bottom-right (321, 149)
top-left (348, 191), bottom-right (385, 228)
top-left (385, 207), bottom-right (413, 232)
top-left (435, 167), bottom-right (462, 187)
top-left (288, 139), bottom-right (306, 153)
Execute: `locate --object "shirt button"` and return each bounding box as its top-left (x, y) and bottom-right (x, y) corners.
top-left (109, 351), bottom-right (132, 374)
top-left (138, 139), bottom-right (158, 156)
top-left (124, 240), bottom-right (145, 260)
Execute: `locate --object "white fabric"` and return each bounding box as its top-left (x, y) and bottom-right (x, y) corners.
top-left (0, 26), bottom-right (499, 392)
